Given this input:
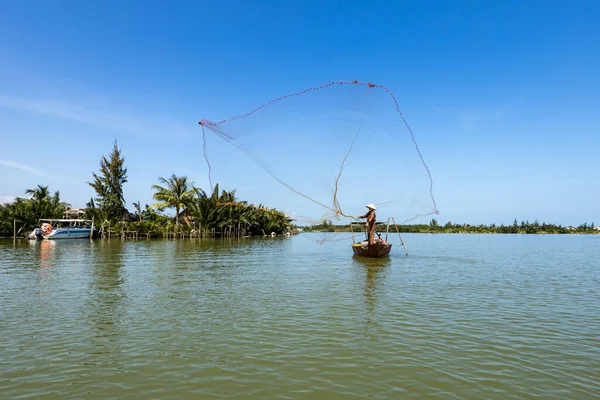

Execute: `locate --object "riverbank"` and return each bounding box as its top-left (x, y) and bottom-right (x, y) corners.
top-left (3, 229), bottom-right (598, 240)
top-left (0, 229), bottom-right (299, 240)
top-left (303, 223), bottom-right (600, 235)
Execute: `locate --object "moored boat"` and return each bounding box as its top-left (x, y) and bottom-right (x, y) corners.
top-left (30, 218), bottom-right (97, 240)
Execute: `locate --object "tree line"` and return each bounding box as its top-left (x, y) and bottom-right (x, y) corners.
top-left (304, 218), bottom-right (599, 234)
top-left (2, 142), bottom-right (597, 238)
top-left (0, 141), bottom-right (292, 238)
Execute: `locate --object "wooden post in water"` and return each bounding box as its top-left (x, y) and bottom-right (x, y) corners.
top-left (13, 219), bottom-right (16, 239)
top-left (391, 217), bottom-right (408, 256)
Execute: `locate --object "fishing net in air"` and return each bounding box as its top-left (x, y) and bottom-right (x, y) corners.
top-left (199, 80), bottom-right (439, 242)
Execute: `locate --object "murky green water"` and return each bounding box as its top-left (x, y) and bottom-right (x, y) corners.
top-left (1, 234), bottom-right (599, 399)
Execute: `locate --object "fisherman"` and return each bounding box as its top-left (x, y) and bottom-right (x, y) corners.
top-left (359, 203), bottom-right (377, 246)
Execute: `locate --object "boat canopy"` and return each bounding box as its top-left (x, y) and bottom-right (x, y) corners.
top-left (64, 208), bottom-right (86, 216)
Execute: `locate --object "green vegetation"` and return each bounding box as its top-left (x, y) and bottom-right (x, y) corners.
top-left (0, 185), bottom-right (70, 237)
top-left (0, 142), bottom-right (292, 238)
top-left (303, 218), bottom-right (600, 235)
top-left (87, 140), bottom-right (128, 222)
top-left (1, 142), bottom-right (598, 238)
top-left (151, 174), bottom-right (195, 226)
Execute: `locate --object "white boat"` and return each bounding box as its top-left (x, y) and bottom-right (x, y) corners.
top-left (29, 218), bottom-right (97, 240)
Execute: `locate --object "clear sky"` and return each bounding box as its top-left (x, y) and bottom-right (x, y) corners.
top-left (1, 0), bottom-right (598, 226)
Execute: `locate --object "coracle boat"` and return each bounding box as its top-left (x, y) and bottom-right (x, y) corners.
top-left (350, 221), bottom-right (393, 258)
top-left (351, 238), bottom-right (393, 257)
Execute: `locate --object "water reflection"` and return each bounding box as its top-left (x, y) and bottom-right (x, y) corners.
top-left (87, 240), bottom-right (127, 357)
top-left (352, 256), bottom-right (391, 326)
top-left (36, 240), bottom-right (57, 295)
top-left (39, 240), bottom-right (55, 267)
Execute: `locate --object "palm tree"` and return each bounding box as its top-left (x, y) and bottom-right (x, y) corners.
top-left (151, 174), bottom-right (195, 225)
top-left (25, 184), bottom-right (50, 203)
top-left (24, 185), bottom-right (69, 219)
top-left (0, 185), bottom-right (70, 236)
top-left (182, 182), bottom-right (292, 238)
top-left (25, 185), bottom-right (51, 219)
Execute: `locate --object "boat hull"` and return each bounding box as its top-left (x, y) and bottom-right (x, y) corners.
top-left (43, 227), bottom-right (97, 239)
top-left (351, 241), bottom-right (392, 257)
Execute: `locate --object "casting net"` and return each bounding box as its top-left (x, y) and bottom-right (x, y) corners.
top-left (199, 80), bottom-right (438, 241)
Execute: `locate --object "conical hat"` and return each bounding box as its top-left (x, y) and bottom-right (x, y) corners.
top-left (365, 203), bottom-right (376, 210)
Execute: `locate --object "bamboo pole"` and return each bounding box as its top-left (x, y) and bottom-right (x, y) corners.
top-left (391, 217), bottom-right (408, 256)
top-left (350, 220), bottom-right (355, 243)
top-left (386, 217), bottom-right (390, 242)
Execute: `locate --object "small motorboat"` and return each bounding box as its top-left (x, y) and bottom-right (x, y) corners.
top-left (28, 208), bottom-right (97, 240)
top-left (29, 218), bottom-right (97, 240)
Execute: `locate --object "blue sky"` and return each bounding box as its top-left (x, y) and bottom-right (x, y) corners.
top-left (0, 0), bottom-right (598, 226)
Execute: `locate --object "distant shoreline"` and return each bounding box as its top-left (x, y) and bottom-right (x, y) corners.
top-left (304, 231), bottom-right (599, 235)
top-left (2, 231), bottom-right (598, 240)
top-left (301, 223), bottom-right (600, 235)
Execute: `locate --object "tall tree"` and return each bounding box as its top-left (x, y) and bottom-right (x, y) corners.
top-left (151, 174), bottom-right (195, 225)
top-left (88, 141), bottom-right (128, 222)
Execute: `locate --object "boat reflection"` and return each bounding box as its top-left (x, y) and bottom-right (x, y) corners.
top-left (37, 240), bottom-right (57, 290)
top-left (40, 240), bottom-right (56, 268)
top-left (352, 255), bottom-right (391, 327)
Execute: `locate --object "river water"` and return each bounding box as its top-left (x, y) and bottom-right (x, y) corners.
top-left (1, 234), bottom-right (599, 399)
